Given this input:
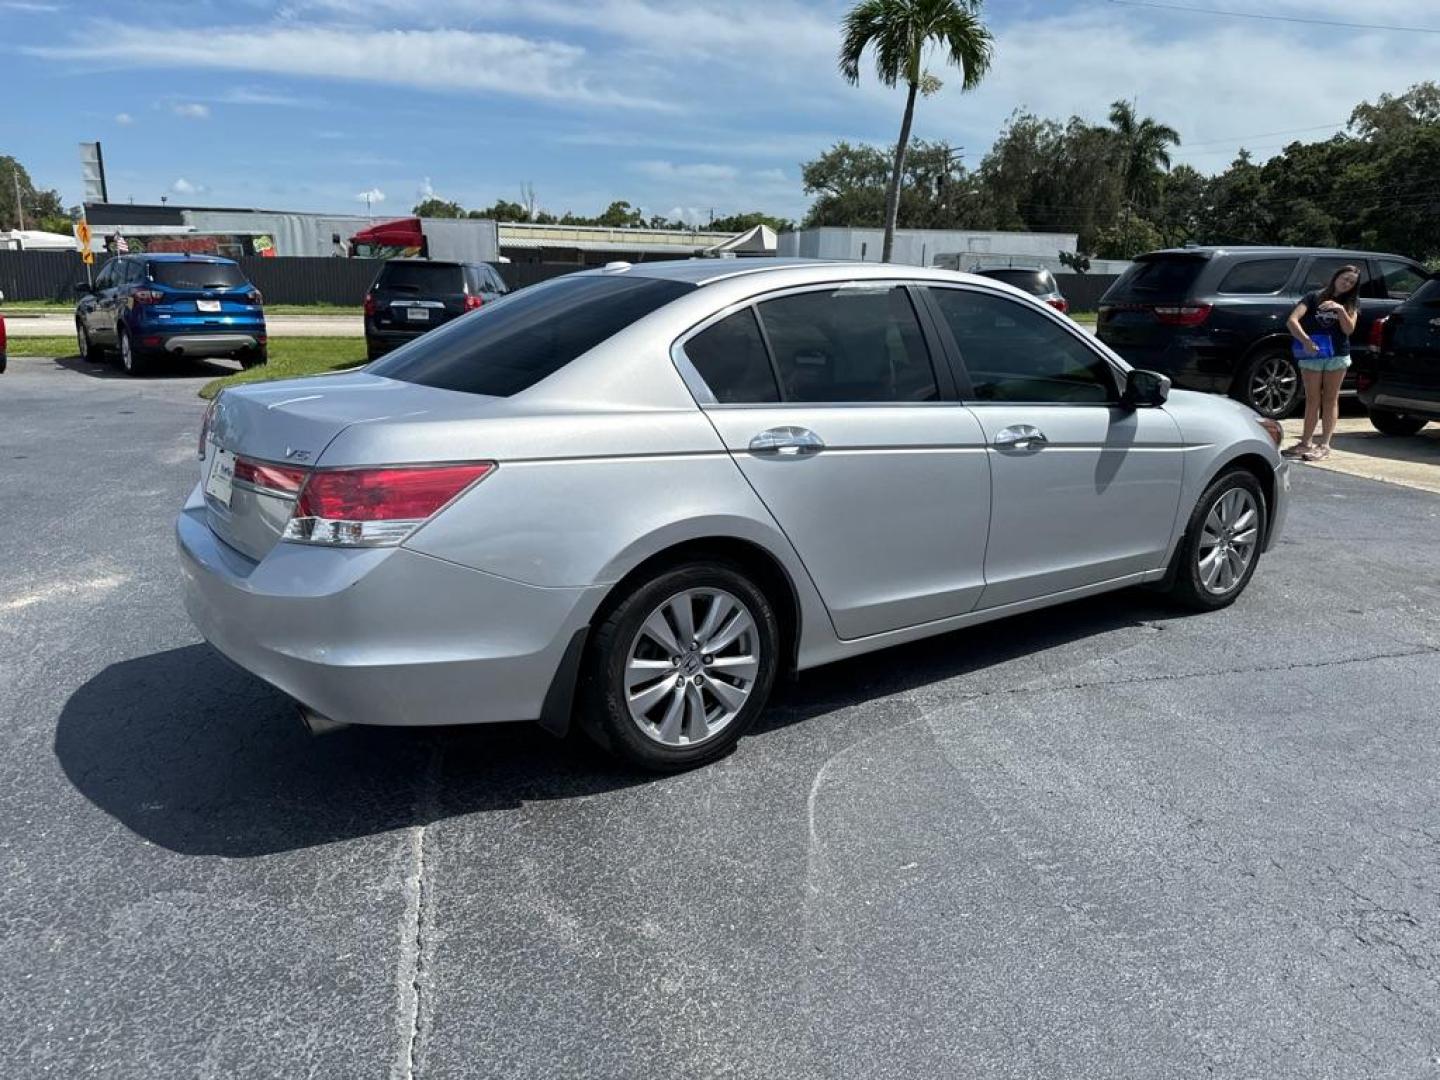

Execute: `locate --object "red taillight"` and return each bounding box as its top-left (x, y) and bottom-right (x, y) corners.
top-left (1048, 297), bottom-right (1069, 314)
top-left (1152, 304), bottom-right (1213, 327)
top-left (464, 294), bottom-right (484, 311)
top-left (132, 289), bottom-right (164, 305)
top-left (246, 289), bottom-right (264, 306)
top-left (0, 316), bottom-right (7, 351)
top-left (233, 456), bottom-right (308, 495)
top-left (284, 463), bottom-right (495, 546)
top-left (1368, 315), bottom-right (1389, 350)
top-left (363, 293), bottom-right (377, 317)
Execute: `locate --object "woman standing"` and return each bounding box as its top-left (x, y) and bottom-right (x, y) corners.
top-left (1284, 265), bottom-right (1360, 461)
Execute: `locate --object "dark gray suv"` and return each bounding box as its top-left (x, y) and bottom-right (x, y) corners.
top-left (1097, 246), bottom-right (1429, 418)
top-left (363, 260), bottom-right (510, 360)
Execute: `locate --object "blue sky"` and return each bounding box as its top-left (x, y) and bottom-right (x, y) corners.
top-left (3, 0), bottom-right (1437, 223)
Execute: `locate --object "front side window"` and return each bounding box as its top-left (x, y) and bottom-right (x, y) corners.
top-left (929, 288), bottom-right (1117, 404)
top-left (1300, 257), bottom-right (1375, 297)
top-left (370, 274), bottom-right (693, 397)
top-left (1218, 258), bottom-right (1297, 295)
top-left (1377, 259), bottom-right (1427, 300)
top-left (683, 308), bottom-right (779, 404)
top-left (754, 286), bottom-right (938, 403)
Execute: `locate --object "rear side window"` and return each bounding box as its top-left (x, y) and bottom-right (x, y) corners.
top-left (1217, 258), bottom-right (1296, 294)
top-left (1377, 259), bottom-right (1427, 299)
top-left (376, 262), bottom-right (464, 294)
top-left (369, 275), bottom-right (693, 397)
top-left (149, 261), bottom-right (247, 289)
top-left (683, 308), bottom-right (779, 403)
top-left (1111, 256), bottom-right (1205, 298)
top-left (980, 269), bottom-right (1056, 296)
top-left (756, 286), bottom-right (938, 403)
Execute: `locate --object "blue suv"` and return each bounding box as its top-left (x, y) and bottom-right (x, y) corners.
top-left (75, 254), bottom-right (267, 375)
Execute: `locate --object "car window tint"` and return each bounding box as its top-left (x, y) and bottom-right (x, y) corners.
top-left (1113, 256), bottom-right (1206, 297)
top-left (1300, 257), bottom-right (1372, 295)
top-left (1407, 277), bottom-right (1440, 308)
top-left (1217, 258), bottom-right (1296, 294)
top-left (377, 262), bottom-right (463, 293)
top-left (150, 262), bottom-right (247, 289)
top-left (488, 267), bottom-right (509, 292)
top-left (1378, 259), bottom-right (1427, 299)
top-left (369, 274), bottom-right (693, 397)
top-left (126, 260), bottom-right (144, 284)
top-left (755, 286), bottom-right (937, 403)
top-left (94, 262), bottom-right (115, 289)
top-left (930, 288), bottom-right (1117, 404)
top-left (980, 269), bottom-right (1055, 296)
top-left (683, 308), bottom-right (779, 404)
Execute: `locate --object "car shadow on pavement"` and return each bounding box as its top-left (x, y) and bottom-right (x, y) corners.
top-left (49, 354), bottom-right (236, 380)
top-left (55, 592), bottom-right (1184, 859)
top-left (1328, 427), bottom-right (1440, 465)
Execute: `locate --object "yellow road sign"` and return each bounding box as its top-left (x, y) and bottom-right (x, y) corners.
top-left (81, 249), bottom-right (95, 265)
top-left (75, 220), bottom-right (92, 250)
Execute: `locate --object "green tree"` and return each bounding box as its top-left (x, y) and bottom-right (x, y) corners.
top-left (592, 200), bottom-right (645, 227)
top-left (1108, 100), bottom-right (1180, 213)
top-left (801, 139), bottom-right (974, 229)
top-left (0, 156), bottom-right (65, 233)
top-left (708, 211), bottom-right (796, 233)
top-left (472, 199), bottom-right (532, 222)
top-left (412, 198), bottom-right (465, 218)
top-left (1091, 215), bottom-right (1163, 260)
top-left (839, 0), bottom-right (993, 262)
top-left (1155, 164), bottom-right (1211, 246)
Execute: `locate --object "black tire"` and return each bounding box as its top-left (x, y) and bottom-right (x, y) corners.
top-left (239, 347), bottom-right (268, 370)
top-left (1164, 468), bottom-right (1268, 611)
top-left (365, 339), bottom-right (383, 363)
top-left (117, 327), bottom-right (149, 376)
top-left (1237, 347), bottom-right (1303, 419)
top-left (578, 561), bottom-right (780, 772)
top-left (76, 320), bottom-right (102, 362)
top-left (1368, 409), bottom-right (1427, 437)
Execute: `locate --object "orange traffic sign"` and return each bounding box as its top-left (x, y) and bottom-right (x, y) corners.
top-left (81, 249), bottom-right (95, 265)
top-left (75, 219), bottom-right (92, 250)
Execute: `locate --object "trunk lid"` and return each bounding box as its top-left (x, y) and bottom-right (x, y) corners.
top-left (1097, 252), bottom-right (1211, 350)
top-left (203, 372), bottom-right (495, 560)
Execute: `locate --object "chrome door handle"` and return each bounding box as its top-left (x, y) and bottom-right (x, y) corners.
top-left (748, 426), bottom-right (825, 457)
top-left (994, 424), bottom-right (1048, 450)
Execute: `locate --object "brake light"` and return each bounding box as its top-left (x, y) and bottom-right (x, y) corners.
top-left (198, 397), bottom-right (218, 458)
top-left (132, 289), bottom-right (164, 305)
top-left (283, 463), bottom-right (495, 546)
top-left (363, 293), bottom-right (377, 317)
top-left (246, 289), bottom-right (264, 306)
top-left (233, 456), bottom-right (308, 496)
top-left (1152, 304), bottom-right (1212, 327)
top-left (1369, 315), bottom-right (1389, 350)
top-left (464, 294), bottom-right (484, 311)
top-left (1047, 297), bottom-right (1069, 314)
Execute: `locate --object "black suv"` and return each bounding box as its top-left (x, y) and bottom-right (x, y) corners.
top-left (1356, 273), bottom-right (1440, 435)
top-left (1097, 246), bottom-right (1429, 418)
top-left (363, 260), bottom-right (510, 360)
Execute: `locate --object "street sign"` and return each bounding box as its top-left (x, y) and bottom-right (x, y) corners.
top-left (81, 248), bottom-right (95, 266)
top-left (75, 219), bottom-right (91, 250)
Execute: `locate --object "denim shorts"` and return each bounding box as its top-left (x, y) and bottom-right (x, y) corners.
top-left (1298, 353), bottom-right (1351, 373)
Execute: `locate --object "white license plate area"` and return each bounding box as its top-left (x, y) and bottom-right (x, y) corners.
top-left (197, 299), bottom-right (222, 313)
top-left (405, 307), bottom-right (430, 322)
top-left (205, 448), bottom-right (236, 507)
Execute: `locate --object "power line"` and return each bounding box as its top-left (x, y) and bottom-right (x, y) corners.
top-left (1107, 0), bottom-right (1440, 34)
top-left (1183, 122), bottom-right (1348, 148)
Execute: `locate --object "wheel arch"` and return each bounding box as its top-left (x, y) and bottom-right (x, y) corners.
top-left (1228, 332), bottom-right (1296, 396)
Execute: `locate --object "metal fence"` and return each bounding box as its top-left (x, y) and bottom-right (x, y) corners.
top-left (0, 251), bottom-right (585, 305)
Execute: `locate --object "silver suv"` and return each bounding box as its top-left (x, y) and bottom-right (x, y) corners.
top-left (178, 259), bottom-right (1289, 771)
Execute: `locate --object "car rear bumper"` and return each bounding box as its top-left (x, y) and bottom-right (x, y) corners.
top-left (161, 333), bottom-right (262, 355)
top-left (175, 496), bottom-right (602, 727)
top-left (1359, 383), bottom-right (1440, 419)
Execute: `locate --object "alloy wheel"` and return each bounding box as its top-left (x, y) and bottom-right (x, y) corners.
top-left (1249, 355), bottom-right (1299, 417)
top-left (120, 331), bottom-right (133, 373)
top-left (76, 322), bottom-right (88, 359)
top-left (623, 587), bottom-right (761, 747)
top-left (1197, 487), bottom-right (1259, 595)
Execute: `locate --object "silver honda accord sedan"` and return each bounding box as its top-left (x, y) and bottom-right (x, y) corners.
top-left (177, 258), bottom-right (1289, 770)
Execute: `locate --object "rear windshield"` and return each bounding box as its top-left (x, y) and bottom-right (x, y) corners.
top-left (979, 269), bottom-right (1056, 295)
top-left (375, 262), bottom-right (464, 294)
top-left (1403, 277), bottom-right (1440, 309)
top-left (149, 261), bottom-right (247, 289)
top-left (368, 275), bottom-right (694, 397)
top-left (1108, 255), bottom-right (1206, 299)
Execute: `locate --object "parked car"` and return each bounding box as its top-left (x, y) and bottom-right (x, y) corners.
top-left (74, 254), bottom-right (267, 376)
top-left (1097, 246), bottom-right (1429, 419)
top-left (972, 266), bottom-right (1069, 313)
top-left (1356, 273), bottom-right (1440, 435)
top-left (363, 259), bottom-right (510, 360)
top-left (179, 259), bottom-right (1288, 772)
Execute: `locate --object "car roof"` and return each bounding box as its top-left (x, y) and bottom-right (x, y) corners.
top-left (974, 265), bottom-right (1050, 274)
top-left (1142, 245), bottom-right (1406, 261)
top-left (139, 253), bottom-right (239, 264)
top-left (612, 257), bottom-right (1005, 289)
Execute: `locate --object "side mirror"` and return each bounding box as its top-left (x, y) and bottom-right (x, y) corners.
top-left (1122, 368), bottom-right (1170, 408)
top-left (75, 281), bottom-right (94, 296)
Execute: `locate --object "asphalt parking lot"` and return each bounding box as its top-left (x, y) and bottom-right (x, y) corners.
top-left (3, 355), bottom-right (1439, 1079)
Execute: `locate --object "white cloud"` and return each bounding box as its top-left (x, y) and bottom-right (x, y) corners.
top-left (355, 187), bottom-right (385, 204)
top-left (633, 161), bottom-right (740, 183)
top-left (114, 112), bottom-right (134, 125)
top-left (36, 25), bottom-right (677, 111)
top-left (418, 176), bottom-right (435, 201)
top-left (171, 177), bottom-right (206, 194)
top-left (218, 87), bottom-right (319, 108)
top-left (172, 102), bottom-right (210, 119)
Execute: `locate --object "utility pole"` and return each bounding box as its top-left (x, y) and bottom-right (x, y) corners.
top-left (12, 169), bottom-right (24, 231)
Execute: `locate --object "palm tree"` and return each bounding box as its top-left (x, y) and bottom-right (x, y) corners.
top-left (840, 0), bottom-right (994, 262)
top-left (1108, 100), bottom-right (1181, 213)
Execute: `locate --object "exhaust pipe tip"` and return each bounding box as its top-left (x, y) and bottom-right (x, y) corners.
top-left (298, 704), bottom-right (350, 736)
